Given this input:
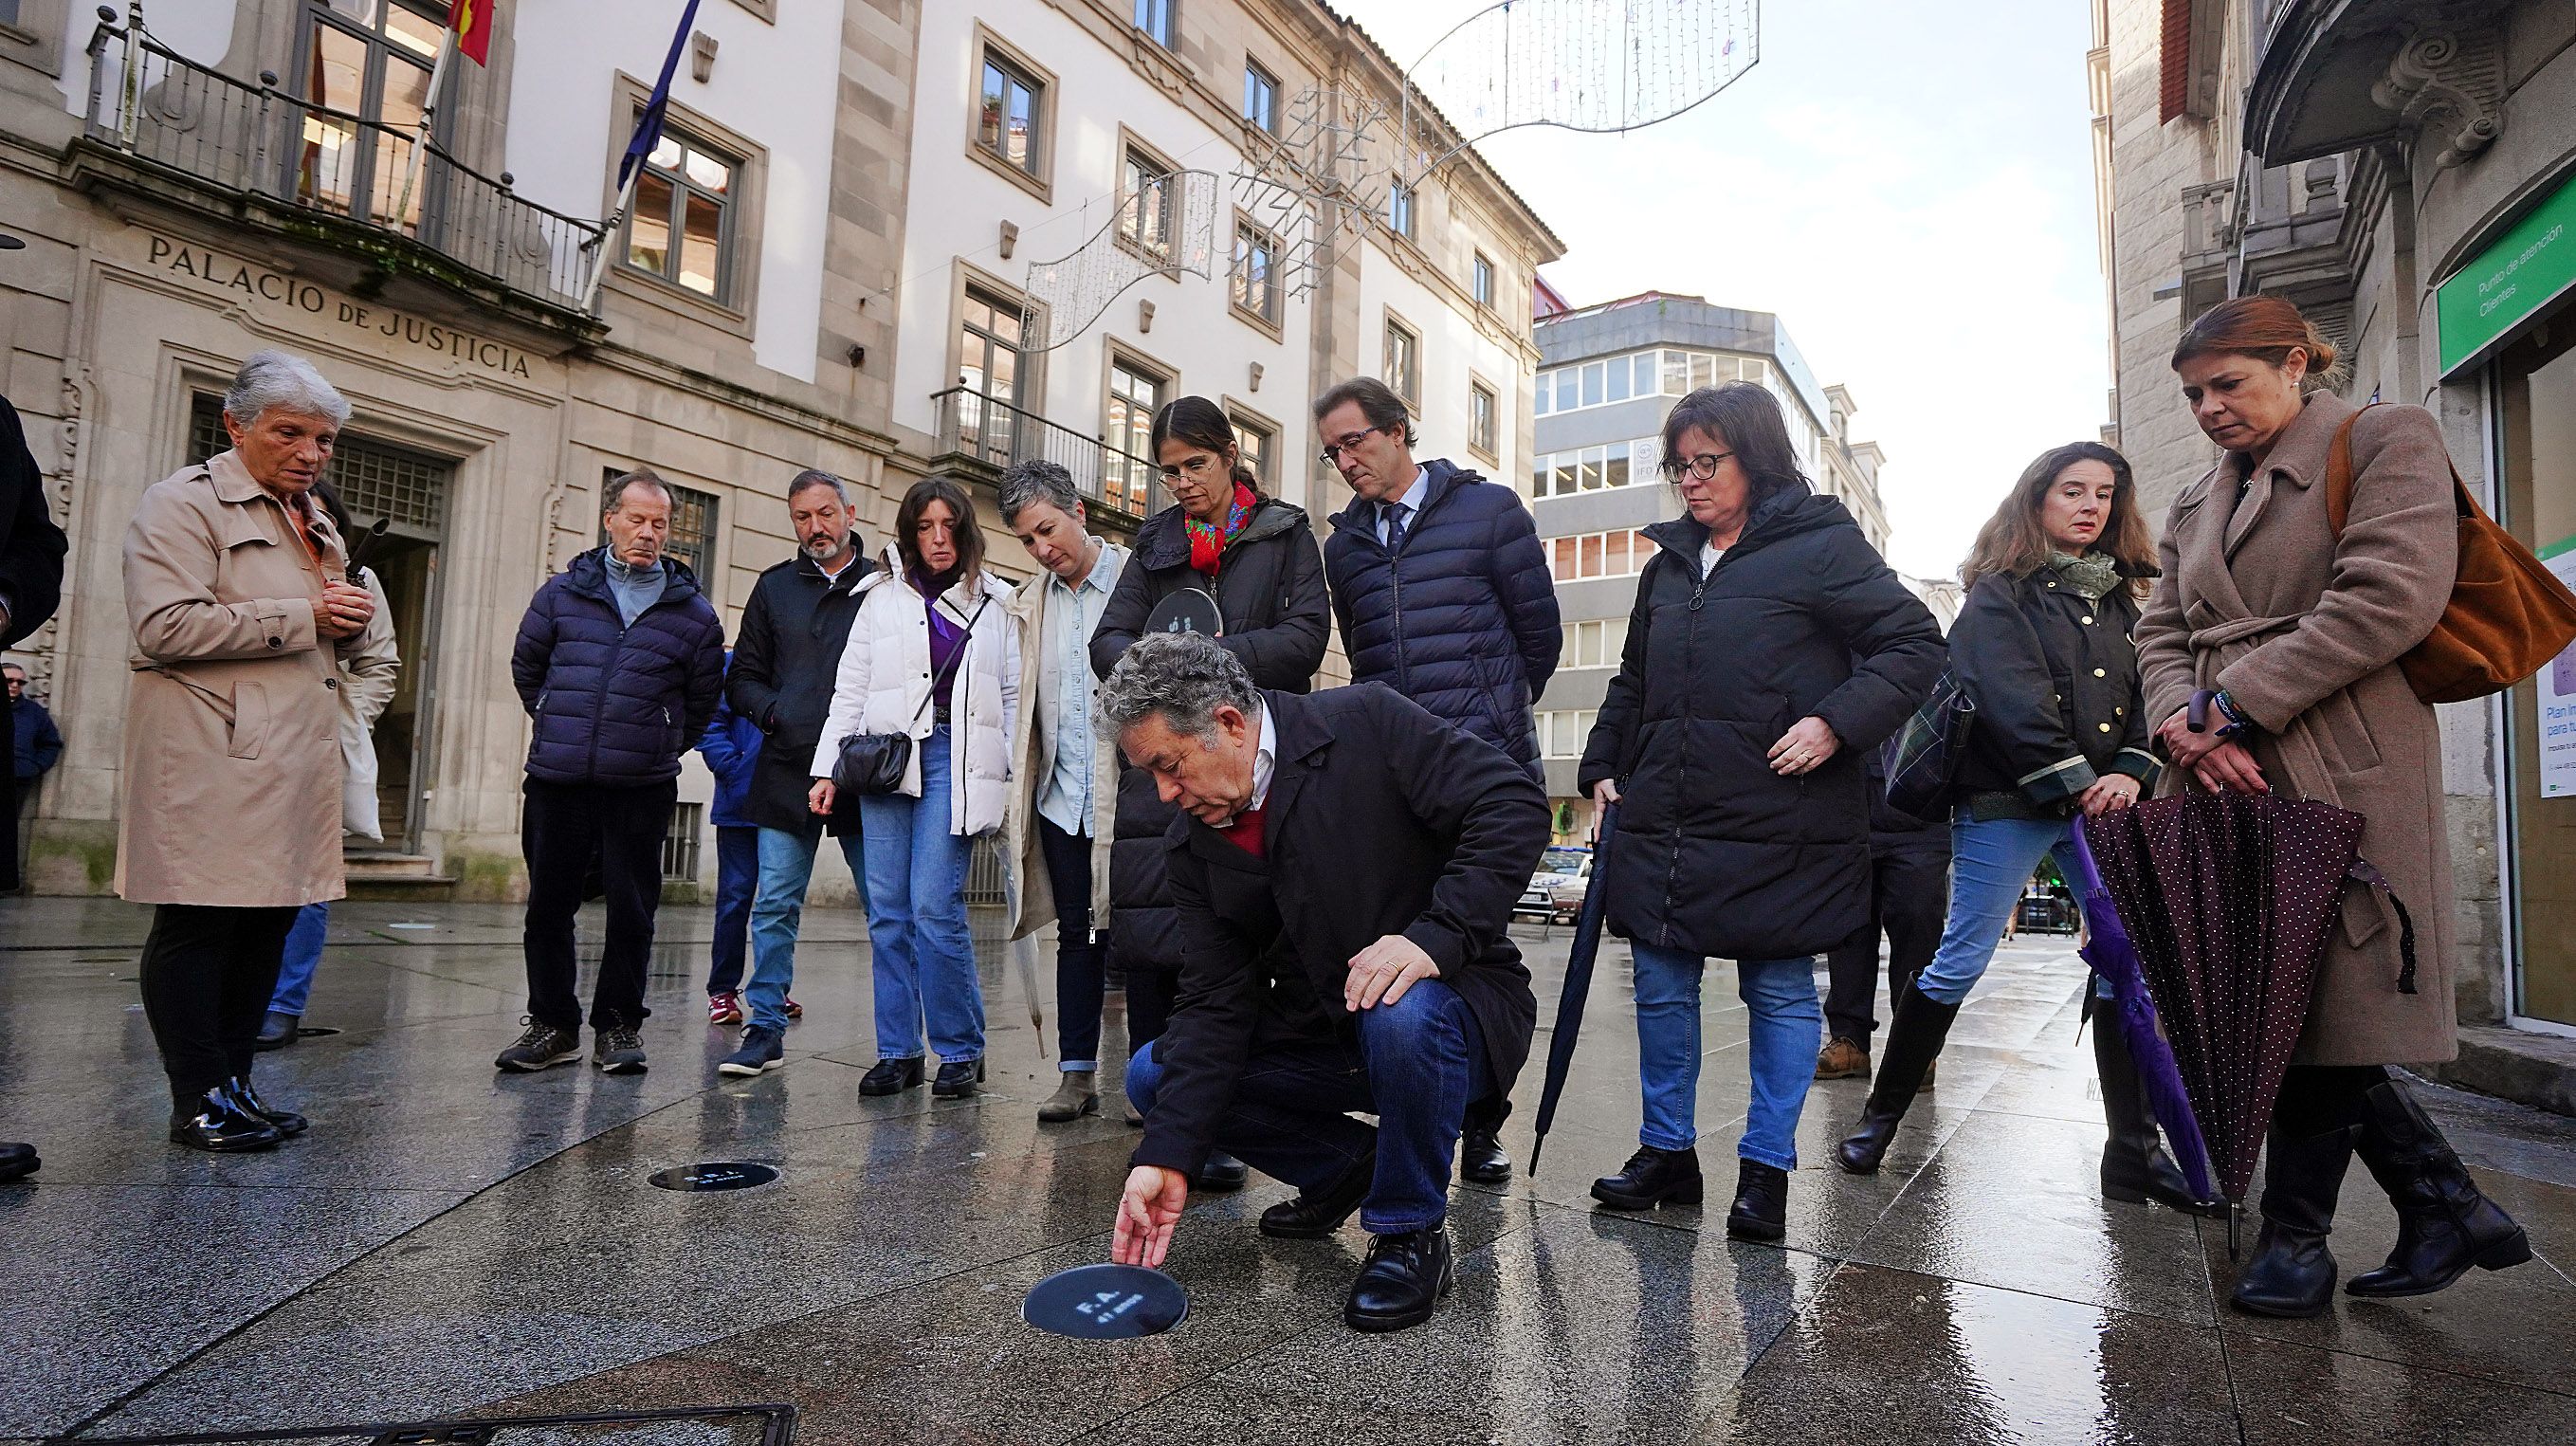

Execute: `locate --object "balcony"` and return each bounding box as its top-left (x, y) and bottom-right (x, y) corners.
top-left (2246, 0), bottom-right (2505, 170)
top-left (930, 387), bottom-right (1168, 532)
top-left (67, 12), bottom-right (605, 334)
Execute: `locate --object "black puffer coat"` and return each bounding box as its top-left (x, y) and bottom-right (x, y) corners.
top-left (1577, 489), bottom-right (1944, 961)
top-left (1948, 568), bottom-right (2158, 811)
top-left (1089, 498), bottom-right (1330, 972)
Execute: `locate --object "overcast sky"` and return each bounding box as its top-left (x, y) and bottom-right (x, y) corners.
top-left (1332, 0), bottom-right (2111, 578)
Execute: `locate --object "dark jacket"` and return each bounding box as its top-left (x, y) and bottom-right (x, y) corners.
top-left (1949, 569), bottom-right (2158, 813)
top-left (726, 550), bottom-right (875, 833)
top-left (12, 696), bottom-right (63, 782)
top-left (511, 546), bottom-right (725, 787)
top-left (1091, 498), bottom-right (1330, 973)
top-left (0, 395), bottom-right (65, 651)
top-left (1324, 461), bottom-right (1560, 772)
top-left (1578, 490), bottom-right (1945, 961)
top-left (698, 651), bottom-right (762, 829)
top-left (1135, 685), bottom-right (1549, 1177)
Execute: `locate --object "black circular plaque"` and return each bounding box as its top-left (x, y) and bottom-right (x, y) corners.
top-left (648, 1162), bottom-right (779, 1192)
top-left (1023, 1262), bottom-right (1188, 1339)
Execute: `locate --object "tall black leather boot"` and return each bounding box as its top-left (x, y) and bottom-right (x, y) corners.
top-left (1835, 981), bottom-right (1959, 1175)
top-left (2092, 1019), bottom-right (2221, 1217)
top-left (2229, 1121), bottom-right (2356, 1318)
top-left (2344, 1079), bottom-right (2530, 1297)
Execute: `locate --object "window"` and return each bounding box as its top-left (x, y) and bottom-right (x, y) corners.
top-left (1605, 356), bottom-right (1632, 404)
top-left (1470, 380), bottom-right (1498, 460)
top-left (1538, 710), bottom-right (1599, 759)
top-left (1243, 61), bottom-right (1280, 134)
top-left (294, 0), bottom-right (449, 228)
top-left (1634, 352), bottom-right (1658, 397)
top-left (1547, 528), bottom-right (1653, 582)
top-left (1382, 317), bottom-right (1419, 406)
top-left (1472, 252), bottom-right (1495, 309)
top-left (1534, 371), bottom-right (1552, 417)
top-left (599, 468), bottom-right (721, 577)
top-left (1119, 144), bottom-right (1176, 263)
top-left (1105, 354), bottom-right (1168, 517)
top-left (1388, 179), bottom-right (1415, 241)
top-left (1559, 618), bottom-right (1630, 669)
top-left (1554, 369), bottom-right (1577, 412)
top-left (1530, 442), bottom-right (1652, 498)
top-left (953, 283), bottom-right (1028, 461)
top-left (1662, 351), bottom-right (1687, 394)
top-left (623, 127), bottom-right (738, 302)
top-left (977, 46), bottom-right (1045, 180)
top-left (663, 802), bottom-right (703, 884)
top-left (1231, 217), bottom-right (1280, 327)
top-left (1134, 0), bottom-right (1175, 47)
top-left (1231, 412), bottom-right (1277, 492)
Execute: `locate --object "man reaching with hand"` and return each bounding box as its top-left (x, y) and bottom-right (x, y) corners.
top-left (1099, 633), bottom-right (1546, 1332)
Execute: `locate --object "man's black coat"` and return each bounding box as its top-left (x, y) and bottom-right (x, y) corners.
top-left (1131, 684), bottom-right (1550, 1178)
top-left (726, 549), bottom-right (876, 833)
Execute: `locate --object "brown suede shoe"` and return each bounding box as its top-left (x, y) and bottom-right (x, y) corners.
top-left (1815, 1036), bottom-right (1872, 1080)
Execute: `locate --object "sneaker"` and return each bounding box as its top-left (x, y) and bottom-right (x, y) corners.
top-left (719, 1024), bottom-right (787, 1077)
top-left (707, 992), bottom-right (744, 1027)
top-left (784, 995), bottom-right (804, 1021)
top-left (594, 1025), bottom-right (648, 1074)
top-left (495, 1018), bottom-right (581, 1072)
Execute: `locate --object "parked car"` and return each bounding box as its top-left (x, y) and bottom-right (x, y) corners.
top-left (1515, 845), bottom-right (1594, 925)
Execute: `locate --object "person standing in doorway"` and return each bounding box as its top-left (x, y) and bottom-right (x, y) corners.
top-left (499, 469), bottom-right (725, 1076)
top-left (1314, 375), bottom-right (1560, 1186)
top-left (697, 650), bottom-right (764, 1031)
top-left (716, 470), bottom-right (874, 1078)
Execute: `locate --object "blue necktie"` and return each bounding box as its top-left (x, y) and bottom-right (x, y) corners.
top-left (1384, 502), bottom-right (1411, 553)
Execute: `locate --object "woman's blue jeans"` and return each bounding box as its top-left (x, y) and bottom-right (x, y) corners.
top-left (1913, 815), bottom-right (2086, 1006)
top-left (855, 727), bottom-right (983, 1063)
top-left (1631, 944), bottom-right (1822, 1171)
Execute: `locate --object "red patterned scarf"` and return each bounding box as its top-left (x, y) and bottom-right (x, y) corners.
top-left (1184, 483), bottom-right (1258, 577)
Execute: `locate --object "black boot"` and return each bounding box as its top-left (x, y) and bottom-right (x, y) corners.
top-left (2344, 1080), bottom-right (2531, 1298)
top-left (859, 1056), bottom-right (924, 1096)
top-left (1343, 1225), bottom-right (1454, 1332)
top-left (224, 1076), bottom-right (308, 1137)
top-left (254, 1010), bottom-right (300, 1052)
top-left (1261, 1157), bottom-right (1374, 1238)
top-left (2229, 1122), bottom-right (2357, 1318)
top-left (931, 1058), bottom-right (986, 1099)
top-left (1459, 1097), bottom-right (1512, 1185)
top-left (169, 1087), bottom-right (283, 1153)
top-left (1726, 1160), bottom-right (1788, 1241)
top-left (1835, 982), bottom-right (1959, 1175)
top-left (0, 1142), bottom-right (37, 1181)
top-left (2092, 1021), bottom-right (2220, 1217)
top-left (1196, 1151), bottom-right (1249, 1193)
top-left (1590, 1144), bottom-right (1703, 1210)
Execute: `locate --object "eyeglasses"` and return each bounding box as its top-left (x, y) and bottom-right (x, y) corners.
top-left (1318, 425), bottom-right (1395, 466)
top-left (1660, 450), bottom-right (1736, 482)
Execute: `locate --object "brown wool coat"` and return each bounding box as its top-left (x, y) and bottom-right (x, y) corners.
top-left (2136, 392), bottom-right (2459, 1066)
top-left (117, 450), bottom-right (354, 907)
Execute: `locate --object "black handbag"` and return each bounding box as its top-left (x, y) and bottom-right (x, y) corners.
top-left (832, 596), bottom-right (989, 796)
top-left (1881, 668), bottom-right (1975, 822)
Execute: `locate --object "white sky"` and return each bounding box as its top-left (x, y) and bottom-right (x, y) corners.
top-left (1331, 0), bottom-right (2112, 578)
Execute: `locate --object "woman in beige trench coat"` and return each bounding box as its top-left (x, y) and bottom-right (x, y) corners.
top-left (2142, 297), bottom-right (2529, 1320)
top-left (119, 351), bottom-right (377, 1153)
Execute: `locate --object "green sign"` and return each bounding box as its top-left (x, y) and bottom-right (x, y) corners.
top-left (2439, 171), bottom-right (2576, 376)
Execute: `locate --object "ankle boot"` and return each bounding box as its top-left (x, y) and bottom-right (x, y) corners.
top-left (1725, 1160), bottom-right (1788, 1240)
top-left (2344, 1080), bottom-right (2531, 1297)
top-left (1037, 1070), bottom-right (1099, 1124)
top-left (2230, 1122), bottom-right (2357, 1318)
top-left (1836, 982), bottom-right (1959, 1175)
top-left (2092, 1022), bottom-right (2220, 1217)
top-left (1590, 1144), bottom-right (1703, 1210)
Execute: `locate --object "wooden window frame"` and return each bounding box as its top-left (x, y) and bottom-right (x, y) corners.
top-left (969, 25), bottom-right (1056, 205)
top-left (601, 74), bottom-right (765, 337)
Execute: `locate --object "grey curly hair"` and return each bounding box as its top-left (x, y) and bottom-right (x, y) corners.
top-left (996, 459), bottom-right (1082, 526)
top-left (224, 349), bottom-right (350, 429)
top-left (1100, 631), bottom-right (1258, 742)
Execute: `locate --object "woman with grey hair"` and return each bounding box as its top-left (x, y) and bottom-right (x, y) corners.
top-left (119, 349), bottom-right (376, 1150)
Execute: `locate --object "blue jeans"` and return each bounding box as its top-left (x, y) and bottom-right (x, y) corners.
top-left (267, 903), bottom-right (328, 1015)
top-left (1123, 978), bottom-right (1493, 1234)
top-left (1914, 816), bottom-right (2084, 1006)
top-left (745, 822), bottom-right (871, 1032)
top-left (706, 826), bottom-right (758, 997)
top-left (856, 727), bottom-right (982, 1062)
top-left (1631, 944), bottom-right (1821, 1171)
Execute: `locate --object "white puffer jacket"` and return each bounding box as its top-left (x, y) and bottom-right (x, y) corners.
top-left (807, 548), bottom-right (1021, 835)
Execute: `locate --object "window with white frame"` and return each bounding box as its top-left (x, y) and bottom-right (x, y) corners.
top-left (1133, 0), bottom-right (1175, 48)
top-left (1528, 441), bottom-right (1649, 499)
top-left (1119, 144), bottom-right (1176, 262)
top-left (1559, 618), bottom-right (1631, 669)
top-left (1472, 252), bottom-right (1496, 309)
top-left (1383, 317), bottom-right (1419, 405)
top-left (1243, 60), bottom-right (1280, 134)
top-left (1470, 380), bottom-right (1498, 459)
top-left (1547, 528), bottom-right (1653, 582)
top-left (1231, 217), bottom-right (1280, 326)
top-left (1388, 179), bottom-right (1416, 241)
top-left (1537, 709), bottom-right (1599, 759)
top-left (1105, 354), bottom-right (1168, 517)
top-left (1231, 412), bottom-right (1276, 492)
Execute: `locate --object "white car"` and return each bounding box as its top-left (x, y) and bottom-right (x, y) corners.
top-left (1514, 846), bottom-right (1595, 924)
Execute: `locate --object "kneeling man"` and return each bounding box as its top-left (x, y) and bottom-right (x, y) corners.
top-left (1102, 633), bottom-right (1547, 1331)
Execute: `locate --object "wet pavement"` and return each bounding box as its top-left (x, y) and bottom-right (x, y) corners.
top-left (4, 894), bottom-right (2573, 1444)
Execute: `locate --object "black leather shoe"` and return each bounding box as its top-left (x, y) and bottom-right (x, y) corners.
top-left (859, 1057), bottom-right (924, 1096)
top-left (1196, 1151), bottom-right (1249, 1192)
top-left (1590, 1144), bottom-right (1703, 1210)
top-left (225, 1076), bottom-right (307, 1137)
top-left (1459, 1097), bottom-right (1512, 1184)
top-left (2345, 1080), bottom-right (2531, 1297)
top-left (1726, 1160), bottom-right (1789, 1240)
top-left (170, 1089), bottom-right (283, 1153)
top-left (931, 1057), bottom-right (986, 1099)
top-left (2094, 1021), bottom-right (2221, 1217)
top-left (1836, 981), bottom-right (1960, 1175)
top-left (1261, 1159), bottom-right (1375, 1238)
top-left (0, 1142), bottom-right (37, 1181)
top-left (2230, 1123), bottom-right (2356, 1318)
top-left (254, 1010), bottom-right (300, 1052)
top-left (1343, 1226), bottom-right (1454, 1332)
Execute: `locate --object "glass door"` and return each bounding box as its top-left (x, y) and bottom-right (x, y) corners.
top-left (2496, 320), bottom-right (2576, 1026)
top-left (292, 0), bottom-right (449, 231)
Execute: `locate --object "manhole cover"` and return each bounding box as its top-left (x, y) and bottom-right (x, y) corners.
top-left (1023, 1262), bottom-right (1188, 1339)
top-left (649, 1162), bottom-right (779, 1192)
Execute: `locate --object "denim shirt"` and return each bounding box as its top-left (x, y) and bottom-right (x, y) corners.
top-left (1036, 540), bottom-right (1124, 836)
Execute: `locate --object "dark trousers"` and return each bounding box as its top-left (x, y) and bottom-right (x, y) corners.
top-left (1822, 841), bottom-right (1951, 1044)
top-left (706, 825), bottom-right (758, 996)
top-left (1037, 815), bottom-right (1107, 1067)
top-left (1122, 946), bottom-right (1178, 1052)
top-left (138, 903), bottom-right (300, 1101)
top-left (521, 778), bottom-right (676, 1033)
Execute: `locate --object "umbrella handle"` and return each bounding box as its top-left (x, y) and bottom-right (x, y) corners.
top-left (2186, 688), bottom-right (2220, 734)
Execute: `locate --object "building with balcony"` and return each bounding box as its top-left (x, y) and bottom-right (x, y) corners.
top-left (2091, 0), bottom-right (2576, 1108)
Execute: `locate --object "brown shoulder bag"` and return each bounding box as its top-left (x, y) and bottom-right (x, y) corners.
top-left (2324, 403), bottom-right (2576, 705)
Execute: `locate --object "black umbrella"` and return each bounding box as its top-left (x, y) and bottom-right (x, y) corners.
top-left (1527, 800), bottom-right (1618, 1176)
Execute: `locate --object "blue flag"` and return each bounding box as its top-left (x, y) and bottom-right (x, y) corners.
top-left (617, 0), bottom-right (704, 193)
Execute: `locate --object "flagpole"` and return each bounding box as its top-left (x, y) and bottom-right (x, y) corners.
top-left (393, 26), bottom-right (456, 232)
top-left (578, 166), bottom-right (641, 314)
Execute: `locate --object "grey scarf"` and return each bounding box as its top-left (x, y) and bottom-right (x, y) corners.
top-left (2047, 550), bottom-right (2121, 603)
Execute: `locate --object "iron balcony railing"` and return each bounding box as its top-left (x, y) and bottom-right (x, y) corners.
top-left (931, 386), bottom-right (1170, 524)
top-left (81, 9), bottom-right (603, 315)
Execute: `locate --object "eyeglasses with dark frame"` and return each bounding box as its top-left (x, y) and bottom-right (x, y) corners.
top-left (1319, 424), bottom-right (1398, 466)
top-left (1660, 450), bottom-right (1737, 483)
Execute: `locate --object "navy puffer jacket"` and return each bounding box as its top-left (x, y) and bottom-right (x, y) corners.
top-left (512, 547), bottom-right (726, 786)
top-left (1324, 460), bottom-right (1560, 773)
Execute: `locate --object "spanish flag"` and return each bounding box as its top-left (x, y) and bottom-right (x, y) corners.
top-left (445, 0), bottom-right (495, 66)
